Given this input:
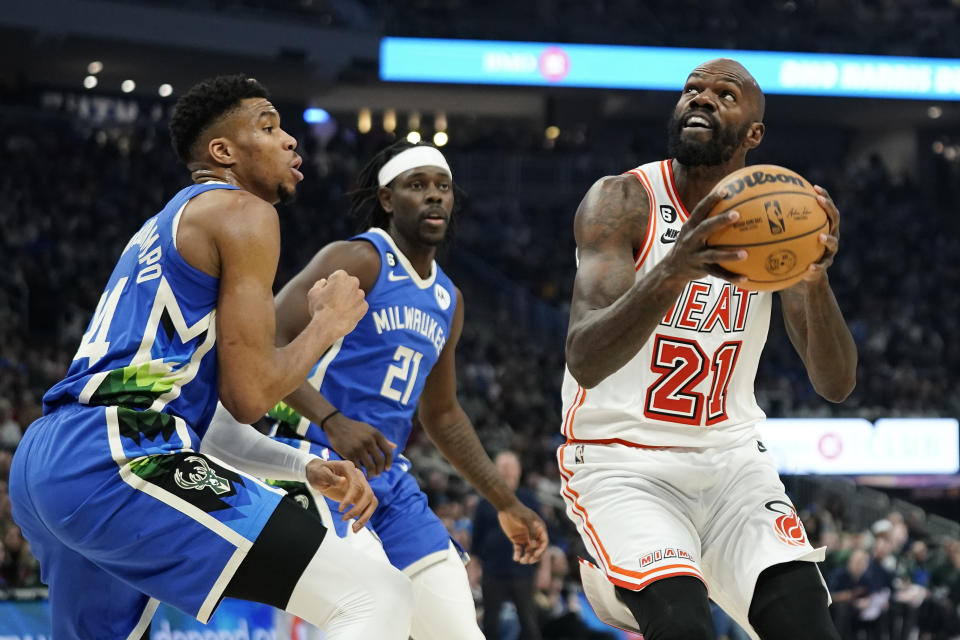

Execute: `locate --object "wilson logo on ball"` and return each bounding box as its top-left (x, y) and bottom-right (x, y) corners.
top-left (719, 170), bottom-right (806, 199)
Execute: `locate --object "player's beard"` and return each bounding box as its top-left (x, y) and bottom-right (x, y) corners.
top-left (277, 182), bottom-right (297, 205)
top-left (666, 112), bottom-right (749, 167)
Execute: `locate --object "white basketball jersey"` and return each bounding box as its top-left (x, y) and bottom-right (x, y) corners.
top-left (560, 160), bottom-right (772, 448)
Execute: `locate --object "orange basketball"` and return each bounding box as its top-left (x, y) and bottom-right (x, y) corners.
top-left (705, 164), bottom-right (827, 292)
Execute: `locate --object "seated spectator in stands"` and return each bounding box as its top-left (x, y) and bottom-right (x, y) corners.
top-left (829, 547), bottom-right (892, 639)
top-left (892, 540), bottom-right (933, 640)
top-left (918, 538), bottom-right (960, 638)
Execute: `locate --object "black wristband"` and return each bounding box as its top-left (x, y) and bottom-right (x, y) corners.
top-left (319, 409), bottom-right (340, 430)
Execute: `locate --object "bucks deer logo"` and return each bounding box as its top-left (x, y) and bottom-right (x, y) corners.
top-left (174, 456), bottom-right (231, 495)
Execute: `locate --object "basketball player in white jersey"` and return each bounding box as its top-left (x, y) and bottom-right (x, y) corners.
top-left (559, 59), bottom-right (857, 640)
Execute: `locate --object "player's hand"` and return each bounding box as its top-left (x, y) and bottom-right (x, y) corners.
top-left (305, 458), bottom-right (377, 532)
top-left (798, 184), bottom-right (840, 283)
top-left (306, 270), bottom-right (368, 339)
top-left (322, 413), bottom-right (397, 478)
top-left (497, 502), bottom-right (549, 564)
top-left (661, 188), bottom-right (748, 285)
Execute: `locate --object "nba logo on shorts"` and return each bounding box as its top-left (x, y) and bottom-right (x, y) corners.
top-left (575, 445), bottom-right (585, 464)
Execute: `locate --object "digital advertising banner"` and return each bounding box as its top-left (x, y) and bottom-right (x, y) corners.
top-left (381, 37), bottom-right (960, 100)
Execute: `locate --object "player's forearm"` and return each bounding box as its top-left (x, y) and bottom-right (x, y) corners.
top-left (227, 316), bottom-right (340, 422)
top-left (283, 381), bottom-right (336, 425)
top-left (201, 402), bottom-right (315, 481)
top-left (268, 315), bottom-right (341, 395)
top-left (780, 276), bottom-right (857, 402)
top-left (422, 410), bottom-right (517, 510)
top-left (566, 266), bottom-right (688, 388)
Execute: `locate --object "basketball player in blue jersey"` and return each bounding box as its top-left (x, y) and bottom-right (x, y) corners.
top-left (559, 59), bottom-right (856, 640)
top-left (8, 74), bottom-right (413, 639)
top-left (214, 139), bottom-right (549, 639)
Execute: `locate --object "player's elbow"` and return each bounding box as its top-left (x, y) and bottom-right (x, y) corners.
top-left (565, 335), bottom-right (606, 389)
top-left (565, 352), bottom-right (604, 390)
top-left (219, 389), bottom-right (272, 425)
top-left (816, 375), bottom-right (856, 404)
top-left (566, 362), bottom-right (604, 389)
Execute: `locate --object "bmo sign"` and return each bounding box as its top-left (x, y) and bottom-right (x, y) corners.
top-left (758, 418), bottom-right (960, 475)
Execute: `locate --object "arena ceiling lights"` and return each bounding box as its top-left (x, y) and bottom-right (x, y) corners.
top-left (380, 37), bottom-right (960, 101)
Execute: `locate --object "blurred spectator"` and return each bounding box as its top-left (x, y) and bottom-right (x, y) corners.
top-left (0, 399), bottom-right (21, 449)
top-left (829, 547), bottom-right (893, 639)
top-left (473, 450), bottom-right (542, 640)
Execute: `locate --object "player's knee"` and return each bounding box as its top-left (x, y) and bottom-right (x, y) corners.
top-left (374, 563), bottom-right (415, 621)
top-left (616, 577), bottom-right (714, 640)
top-left (748, 561), bottom-right (840, 640)
top-left (631, 613), bottom-right (714, 640)
top-left (408, 554), bottom-right (483, 640)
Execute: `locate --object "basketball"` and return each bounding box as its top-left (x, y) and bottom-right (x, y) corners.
top-left (705, 164), bottom-right (828, 291)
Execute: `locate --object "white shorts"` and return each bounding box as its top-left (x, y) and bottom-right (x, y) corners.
top-left (558, 438), bottom-right (824, 635)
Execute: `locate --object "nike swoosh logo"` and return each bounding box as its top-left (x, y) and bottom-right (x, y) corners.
top-left (660, 232), bottom-right (677, 244)
top-left (388, 271), bottom-right (409, 281)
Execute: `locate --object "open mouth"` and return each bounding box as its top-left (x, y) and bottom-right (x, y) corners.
top-left (682, 113), bottom-right (714, 130)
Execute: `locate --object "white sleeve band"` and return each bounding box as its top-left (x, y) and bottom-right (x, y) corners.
top-left (200, 402), bottom-right (318, 482)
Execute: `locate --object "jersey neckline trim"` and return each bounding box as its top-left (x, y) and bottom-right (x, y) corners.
top-left (662, 160), bottom-right (691, 222)
top-left (166, 189), bottom-right (225, 288)
top-left (367, 227), bottom-right (437, 289)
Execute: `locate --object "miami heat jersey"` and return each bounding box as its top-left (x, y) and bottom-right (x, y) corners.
top-left (43, 183), bottom-right (238, 454)
top-left (560, 160), bottom-right (772, 448)
top-left (271, 228), bottom-right (457, 453)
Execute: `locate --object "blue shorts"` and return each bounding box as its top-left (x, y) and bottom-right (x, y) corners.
top-left (273, 437), bottom-right (453, 573)
top-left (9, 405), bottom-right (284, 639)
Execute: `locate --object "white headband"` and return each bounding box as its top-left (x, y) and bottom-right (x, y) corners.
top-left (377, 146), bottom-right (453, 187)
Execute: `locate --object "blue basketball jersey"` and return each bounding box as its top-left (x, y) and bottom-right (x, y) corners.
top-left (43, 183), bottom-right (239, 454)
top-left (273, 228), bottom-right (457, 453)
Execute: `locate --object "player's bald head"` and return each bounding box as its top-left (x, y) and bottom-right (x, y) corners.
top-left (688, 58), bottom-right (765, 122)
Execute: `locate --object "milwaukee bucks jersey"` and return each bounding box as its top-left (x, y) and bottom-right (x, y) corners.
top-left (271, 227), bottom-right (457, 453)
top-left (43, 183), bottom-right (239, 454)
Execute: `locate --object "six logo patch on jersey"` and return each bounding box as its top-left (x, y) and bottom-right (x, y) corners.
top-left (659, 205), bottom-right (679, 243)
top-left (659, 204), bottom-right (678, 224)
